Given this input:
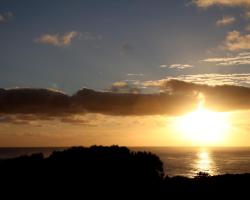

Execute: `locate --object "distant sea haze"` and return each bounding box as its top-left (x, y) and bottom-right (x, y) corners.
top-left (1, 147), bottom-right (250, 177)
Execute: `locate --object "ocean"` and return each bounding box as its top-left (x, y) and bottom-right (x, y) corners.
top-left (1, 147), bottom-right (250, 178)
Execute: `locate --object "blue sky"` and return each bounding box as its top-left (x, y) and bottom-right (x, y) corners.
top-left (1, 0), bottom-right (250, 94)
top-left (2, 0), bottom-right (250, 146)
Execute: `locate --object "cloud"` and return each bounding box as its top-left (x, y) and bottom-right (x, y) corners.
top-left (111, 73), bottom-right (250, 94)
top-left (109, 81), bottom-right (141, 93)
top-left (35, 31), bottom-right (79, 47)
top-left (169, 64), bottom-right (194, 69)
top-left (111, 81), bottom-right (129, 88)
top-left (127, 73), bottom-right (144, 76)
top-left (222, 30), bottom-right (250, 51)
top-left (60, 115), bottom-right (97, 126)
top-left (3, 78), bottom-right (250, 119)
top-left (193, 0), bottom-right (250, 8)
top-left (201, 51), bottom-right (250, 65)
top-left (143, 80), bottom-right (167, 88)
top-left (160, 79), bottom-right (250, 112)
top-left (144, 73), bottom-right (250, 87)
top-left (0, 87), bottom-right (198, 116)
top-left (0, 115), bottom-right (31, 125)
top-left (161, 64), bottom-right (193, 69)
top-left (0, 12), bottom-right (13, 23)
top-left (243, 11), bottom-right (250, 19)
top-left (216, 16), bottom-right (235, 26)
top-left (0, 114), bottom-right (52, 125)
top-left (71, 88), bottom-right (198, 115)
top-left (138, 73), bottom-right (250, 96)
top-left (192, 1), bottom-right (250, 52)
top-left (71, 80), bottom-right (250, 113)
top-left (0, 88), bottom-right (70, 114)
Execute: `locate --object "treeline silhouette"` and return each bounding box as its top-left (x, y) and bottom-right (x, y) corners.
top-left (0, 146), bottom-right (249, 198)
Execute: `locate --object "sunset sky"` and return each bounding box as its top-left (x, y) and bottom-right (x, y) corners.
top-left (1, 0), bottom-right (250, 147)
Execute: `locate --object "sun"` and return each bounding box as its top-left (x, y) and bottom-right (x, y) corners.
top-left (175, 106), bottom-right (230, 146)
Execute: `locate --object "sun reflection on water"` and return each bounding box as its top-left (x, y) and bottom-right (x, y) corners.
top-left (194, 150), bottom-right (217, 176)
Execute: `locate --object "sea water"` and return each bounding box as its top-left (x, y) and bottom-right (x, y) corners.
top-left (1, 147), bottom-right (250, 178)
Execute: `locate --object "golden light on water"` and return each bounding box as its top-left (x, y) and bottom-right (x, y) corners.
top-left (194, 150), bottom-right (217, 176)
top-left (196, 151), bottom-right (212, 174)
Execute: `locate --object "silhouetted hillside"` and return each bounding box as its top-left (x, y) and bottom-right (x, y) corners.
top-left (164, 173), bottom-right (250, 198)
top-left (0, 146), bottom-right (163, 198)
top-left (0, 145), bottom-right (250, 198)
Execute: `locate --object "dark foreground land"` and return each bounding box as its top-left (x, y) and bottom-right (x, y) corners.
top-left (0, 146), bottom-right (249, 198)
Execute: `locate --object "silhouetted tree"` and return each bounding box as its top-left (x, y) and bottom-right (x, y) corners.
top-left (1, 146), bottom-right (250, 198)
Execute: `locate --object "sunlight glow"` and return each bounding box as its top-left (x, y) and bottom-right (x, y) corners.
top-left (175, 97), bottom-right (230, 146)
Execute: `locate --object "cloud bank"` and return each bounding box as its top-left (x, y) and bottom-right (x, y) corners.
top-left (162, 79), bottom-right (250, 112)
top-left (2, 80), bottom-right (250, 118)
top-left (0, 88), bottom-right (70, 114)
top-left (0, 86), bottom-right (197, 116)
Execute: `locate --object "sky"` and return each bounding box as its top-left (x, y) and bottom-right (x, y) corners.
top-left (1, 0), bottom-right (250, 147)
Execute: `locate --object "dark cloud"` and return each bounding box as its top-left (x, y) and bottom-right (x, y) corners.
top-left (0, 88), bottom-right (70, 114)
top-left (0, 86), bottom-right (197, 116)
top-left (1, 80), bottom-right (250, 120)
top-left (162, 79), bottom-right (250, 112)
top-left (71, 88), bottom-right (197, 115)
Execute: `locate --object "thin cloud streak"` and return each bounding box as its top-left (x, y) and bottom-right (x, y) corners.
top-left (201, 52), bottom-right (250, 65)
top-left (193, 0), bottom-right (250, 8)
top-left (35, 31), bottom-right (79, 47)
top-left (216, 16), bottom-right (235, 26)
top-left (169, 64), bottom-right (194, 69)
top-left (143, 73), bottom-right (250, 87)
